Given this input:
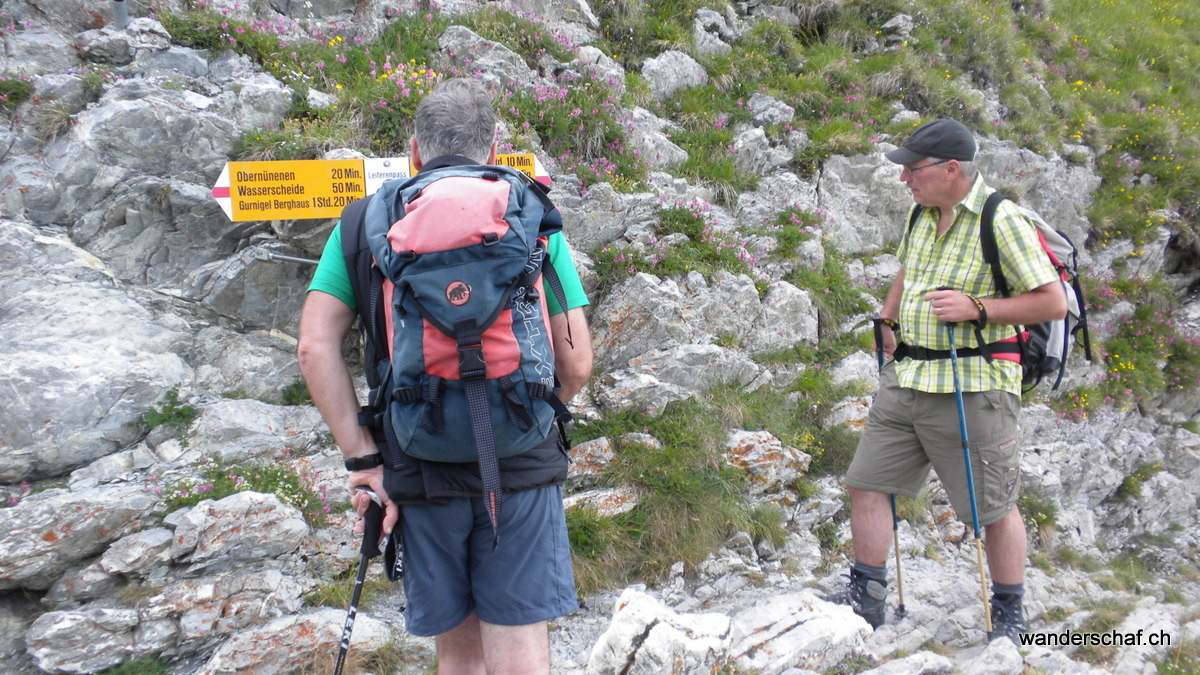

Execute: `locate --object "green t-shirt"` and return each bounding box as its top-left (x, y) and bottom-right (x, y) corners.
top-left (307, 223), bottom-right (589, 316)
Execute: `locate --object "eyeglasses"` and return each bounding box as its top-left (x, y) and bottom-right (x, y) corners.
top-left (903, 159), bottom-right (951, 175)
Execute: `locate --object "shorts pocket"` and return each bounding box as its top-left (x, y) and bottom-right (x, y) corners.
top-left (978, 437), bottom-right (1020, 521)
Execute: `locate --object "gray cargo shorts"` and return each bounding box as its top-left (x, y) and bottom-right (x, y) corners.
top-left (846, 361), bottom-right (1021, 526)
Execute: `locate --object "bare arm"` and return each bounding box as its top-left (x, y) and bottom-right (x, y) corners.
top-left (924, 280), bottom-right (1067, 326)
top-left (296, 290), bottom-right (397, 536)
top-left (879, 268), bottom-right (905, 358)
top-left (549, 307), bottom-right (593, 403)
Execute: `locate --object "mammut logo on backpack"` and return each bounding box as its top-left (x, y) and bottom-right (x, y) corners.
top-left (446, 281), bottom-right (471, 306)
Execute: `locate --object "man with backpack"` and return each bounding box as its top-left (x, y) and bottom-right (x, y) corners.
top-left (833, 119), bottom-right (1067, 641)
top-left (297, 78), bottom-right (593, 672)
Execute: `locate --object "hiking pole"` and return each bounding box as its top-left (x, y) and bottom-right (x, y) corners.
top-left (890, 494), bottom-right (907, 619)
top-left (872, 318), bottom-right (887, 371)
top-left (253, 246), bottom-right (319, 265)
top-left (111, 0), bottom-right (129, 28)
top-left (334, 487), bottom-right (386, 675)
top-left (873, 318), bottom-right (907, 619)
top-left (945, 322), bottom-right (993, 636)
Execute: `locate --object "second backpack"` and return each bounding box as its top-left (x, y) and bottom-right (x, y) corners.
top-left (362, 164), bottom-right (567, 468)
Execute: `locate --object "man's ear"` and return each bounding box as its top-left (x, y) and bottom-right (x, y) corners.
top-left (410, 137), bottom-right (423, 171)
top-left (486, 141), bottom-right (497, 165)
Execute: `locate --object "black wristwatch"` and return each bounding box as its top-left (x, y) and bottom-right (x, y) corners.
top-left (343, 454), bottom-right (384, 472)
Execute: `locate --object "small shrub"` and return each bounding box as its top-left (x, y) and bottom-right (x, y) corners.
top-left (793, 476), bottom-right (822, 501)
top-left (158, 10), bottom-right (284, 64)
top-left (813, 520), bottom-right (841, 552)
top-left (496, 70), bottom-right (646, 188)
top-left (97, 657), bottom-right (169, 675)
top-left (1044, 605), bottom-right (1073, 622)
top-left (1072, 599), bottom-right (1134, 664)
top-left (1107, 550), bottom-right (1156, 591)
top-left (821, 652), bottom-right (879, 675)
top-left (26, 103), bottom-right (75, 139)
top-left (566, 505), bottom-right (626, 558)
top-left (143, 387), bottom-right (198, 433)
top-left (1116, 463), bottom-right (1162, 501)
top-left (460, 6), bottom-right (574, 68)
top-left (747, 503), bottom-right (788, 549)
top-left (0, 76), bottom-right (34, 109)
top-left (147, 456), bottom-right (332, 527)
top-left (281, 378), bottom-right (313, 406)
top-left (592, 202), bottom-right (755, 295)
top-left (305, 566), bottom-right (391, 608)
top-left (1053, 547), bottom-right (1103, 572)
top-left (893, 493), bottom-right (927, 524)
top-left (565, 396), bottom-right (803, 594)
top-left (770, 206), bottom-right (821, 259)
top-left (1157, 639), bottom-right (1200, 675)
top-left (1019, 492), bottom-right (1059, 543)
top-left (3, 481), bottom-right (32, 508)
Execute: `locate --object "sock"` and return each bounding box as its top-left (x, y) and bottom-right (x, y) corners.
top-left (992, 582), bottom-right (1024, 602)
top-left (853, 561), bottom-right (888, 583)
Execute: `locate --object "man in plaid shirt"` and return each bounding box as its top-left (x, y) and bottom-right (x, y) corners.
top-left (833, 119), bottom-right (1067, 642)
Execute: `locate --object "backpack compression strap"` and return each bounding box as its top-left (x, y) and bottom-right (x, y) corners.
top-left (455, 318), bottom-right (505, 547)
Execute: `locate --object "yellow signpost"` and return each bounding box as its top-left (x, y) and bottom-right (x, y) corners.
top-left (212, 154), bottom-right (545, 222)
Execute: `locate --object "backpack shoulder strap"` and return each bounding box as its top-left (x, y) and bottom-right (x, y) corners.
top-left (906, 204), bottom-right (924, 236)
top-left (340, 196), bottom-right (373, 317)
top-left (339, 195), bottom-right (387, 394)
top-left (979, 191), bottom-right (1011, 297)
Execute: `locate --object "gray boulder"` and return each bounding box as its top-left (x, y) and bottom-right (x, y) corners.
top-left (0, 221), bottom-right (193, 482)
top-left (197, 608), bottom-right (392, 675)
top-left (641, 50), bottom-right (707, 100)
top-left (437, 25), bottom-right (537, 90)
top-left (733, 127), bottom-right (793, 177)
top-left (0, 27), bottom-right (81, 77)
top-left (627, 107), bottom-right (688, 170)
top-left (559, 183), bottom-right (660, 254)
top-left (169, 492), bottom-right (309, 573)
top-left (817, 153), bottom-right (912, 254)
top-left (0, 484), bottom-right (160, 591)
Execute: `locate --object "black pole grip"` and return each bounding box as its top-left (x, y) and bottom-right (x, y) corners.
top-left (356, 487), bottom-right (385, 559)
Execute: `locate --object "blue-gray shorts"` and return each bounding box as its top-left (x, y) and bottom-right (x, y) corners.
top-left (400, 485), bottom-right (578, 637)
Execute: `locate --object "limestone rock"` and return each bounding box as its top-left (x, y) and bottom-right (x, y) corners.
top-left (168, 492), bottom-right (309, 571)
top-left (0, 222), bottom-right (194, 482)
top-left (641, 50), bottom-right (707, 100)
top-left (437, 25), bottom-right (536, 89)
top-left (196, 608), bottom-right (390, 675)
top-left (0, 484), bottom-right (160, 590)
top-left (587, 588), bottom-right (731, 674)
top-left (723, 429), bottom-right (812, 495)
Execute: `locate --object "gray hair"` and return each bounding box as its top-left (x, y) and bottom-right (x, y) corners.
top-left (413, 78), bottom-right (497, 163)
top-left (956, 160), bottom-right (977, 178)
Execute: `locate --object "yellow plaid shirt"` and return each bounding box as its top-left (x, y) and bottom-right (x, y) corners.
top-left (895, 174), bottom-right (1060, 395)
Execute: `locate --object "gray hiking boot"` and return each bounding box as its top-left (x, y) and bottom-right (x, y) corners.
top-left (829, 568), bottom-right (887, 629)
top-left (988, 593), bottom-right (1027, 643)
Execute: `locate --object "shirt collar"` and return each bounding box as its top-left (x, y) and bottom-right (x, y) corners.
top-left (418, 154), bottom-right (482, 173)
top-left (959, 172), bottom-right (990, 217)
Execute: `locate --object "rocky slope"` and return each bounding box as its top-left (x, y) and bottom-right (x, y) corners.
top-left (1, 0), bottom-right (1198, 673)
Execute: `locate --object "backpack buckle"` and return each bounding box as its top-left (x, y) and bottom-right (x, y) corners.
top-left (458, 344), bottom-right (486, 380)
